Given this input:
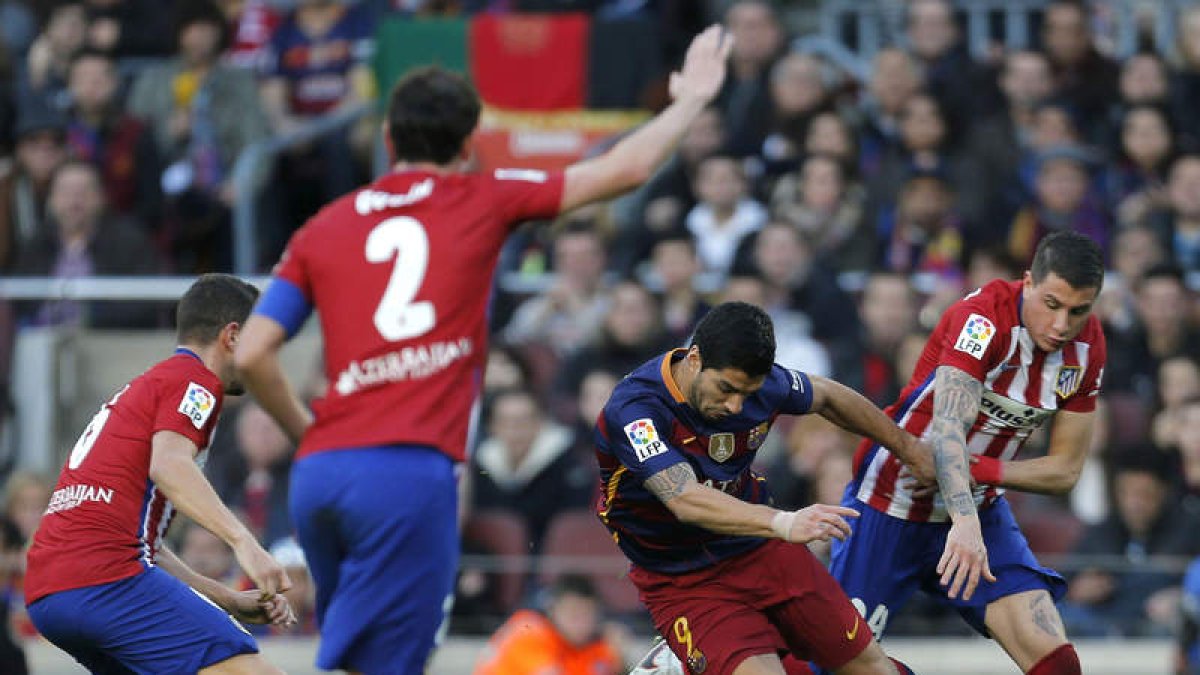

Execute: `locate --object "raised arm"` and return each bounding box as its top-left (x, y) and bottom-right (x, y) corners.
top-left (644, 462), bottom-right (859, 544)
top-left (149, 430), bottom-right (291, 597)
top-left (806, 375), bottom-right (934, 483)
top-left (971, 409), bottom-right (1094, 495)
top-left (559, 25), bottom-right (731, 212)
top-left (925, 365), bottom-right (994, 600)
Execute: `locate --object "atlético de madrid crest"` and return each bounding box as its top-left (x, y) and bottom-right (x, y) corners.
top-left (708, 433), bottom-right (735, 462)
top-left (1055, 365), bottom-right (1082, 398)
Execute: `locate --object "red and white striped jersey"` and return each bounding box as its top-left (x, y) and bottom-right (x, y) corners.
top-left (25, 351), bottom-right (223, 604)
top-left (851, 279), bottom-right (1106, 522)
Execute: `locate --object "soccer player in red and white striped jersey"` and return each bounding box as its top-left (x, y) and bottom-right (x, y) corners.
top-left (828, 231), bottom-right (1106, 675)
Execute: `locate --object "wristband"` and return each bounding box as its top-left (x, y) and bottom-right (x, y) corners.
top-left (771, 510), bottom-right (796, 540)
top-left (970, 455), bottom-right (1004, 485)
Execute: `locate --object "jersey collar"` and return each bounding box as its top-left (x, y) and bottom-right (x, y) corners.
top-left (659, 349), bottom-right (688, 404)
top-left (174, 347), bottom-right (202, 362)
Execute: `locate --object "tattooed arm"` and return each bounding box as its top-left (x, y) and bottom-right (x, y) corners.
top-left (643, 462), bottom-right (858, 543)
top-left (927, 365), bottom-right (995, 600)
top-left (928, 366), bottom-right (984, 520)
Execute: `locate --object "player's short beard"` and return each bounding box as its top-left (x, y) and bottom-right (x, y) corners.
top-left (225, 382), bottom-right (245, 396)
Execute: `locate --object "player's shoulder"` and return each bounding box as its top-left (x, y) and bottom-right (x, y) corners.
top-left (766, 363), bottom-right (809, 393)
top-left (605, 356), bottom-right (674, 418)
top-left (148, 354), bottom-right (221, 395)
top-left (947, 279), bottom-right (1020, 327)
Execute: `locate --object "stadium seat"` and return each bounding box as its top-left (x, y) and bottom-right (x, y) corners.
top-left (1012, 498), bottom-right (1085, 557)
top-left (1104, 393), bottom-right (1151, 449)
top-left (462, 509), bottom-right (533, 615)
top-left (538, 509), bottom-right (643, 615)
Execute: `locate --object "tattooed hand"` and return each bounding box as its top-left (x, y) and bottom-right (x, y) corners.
top-left (927, 365), bottom-right (993, 600)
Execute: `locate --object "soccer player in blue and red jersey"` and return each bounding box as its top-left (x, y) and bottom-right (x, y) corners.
top-left (597, 301), bottom-right (933, 675)
top-left (234, 25), bottom-right (738, 675)
top-left (827, 232), bottom-right (1108, 675)
top-left (24, 274), bottom-right (295, 674)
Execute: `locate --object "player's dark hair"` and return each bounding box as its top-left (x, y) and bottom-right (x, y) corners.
top-left (691, 302), bottom-right (775, 378)
top-left (1029, 231), bottom-right (1104, 291)
top-left (176, 274), bottom-right (259, 345)
top-left (387, 66), bottom-right (481, 166)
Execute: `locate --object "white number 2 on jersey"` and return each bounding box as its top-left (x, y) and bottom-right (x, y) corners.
top-left (366, 216), bottom-right (435, 341)
top-left (68, 385), bottom-right (128, 470)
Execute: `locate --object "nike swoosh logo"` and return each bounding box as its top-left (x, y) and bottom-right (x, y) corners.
top-left (999, 363), bottom-right (1020, 371)
top-left (845, 616), bottom-right (860, 641)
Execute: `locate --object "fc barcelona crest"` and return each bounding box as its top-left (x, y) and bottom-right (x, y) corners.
top-left (746, 422), bottom-right (768, 450)
top-left (1055, 365), bottom-right (1082, 398)
top-left (708, 433), bottom-right (735, 462)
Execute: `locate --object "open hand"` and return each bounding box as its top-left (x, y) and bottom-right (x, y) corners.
top-left (937, 517), bottom-right (995, 601)
top-left (775, 504), bottom-right (859, 544)
top-left (668, 25), bottom-right (734, 104)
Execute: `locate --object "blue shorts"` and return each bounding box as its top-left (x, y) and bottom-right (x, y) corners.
top-left (291, 445), bottom-right (458, 674)
top-left (828, 491), bottom-right (1066, 638)
top-left (27, 567), bottom-right (257, 674)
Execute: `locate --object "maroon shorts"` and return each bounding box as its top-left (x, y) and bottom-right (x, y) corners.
top-left (629, 540), bottom-right (873, 675)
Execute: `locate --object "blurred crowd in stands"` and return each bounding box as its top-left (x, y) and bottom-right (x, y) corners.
top-left (1, 0), bottom-right (1200, 671)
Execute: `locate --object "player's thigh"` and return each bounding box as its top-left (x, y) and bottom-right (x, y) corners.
top-left (29, 570), bottom-right (258, 674)
top-left (985, 589), bottom-right (1069, 672)
top-left (199, 653), bottom-right (285, 675)
top-left (732, 653), bottom-right (788, 675)
top-left (765, 543), bottom-right (874, 671)
top-left (827, 642), bottom-right (896, 675)
top-left (641, 587), bottom-right (785, 675)
top-left (828, 502), bottom-right (930, 638)
top-left (294, 447), bottom-right (458, 673)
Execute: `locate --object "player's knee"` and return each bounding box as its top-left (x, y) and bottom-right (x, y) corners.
top-left (199, 653), bottom-right (286, 675)
top-left (831, 641), bottom-right (899, 675)
top-left (1026, 644), bottom-right (1080, 675)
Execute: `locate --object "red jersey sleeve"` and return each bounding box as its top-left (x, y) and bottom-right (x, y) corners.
top-left (152, 370), bottom-right (223, 450)
top-left (934, 293), bottom-right (1008, 381)
top-left (271, 226), bottom-right (314, 300)
top-left (488, 169), bottom-right (565, 226)
top-left (1061, 321), bottom-right (1107, 413)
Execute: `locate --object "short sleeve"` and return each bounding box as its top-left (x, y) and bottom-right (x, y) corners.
top-left (153, 373), bottom-right (222, 450)
top-left (271, 227), bottom-right (313, 301)
top-left (934, 299), bottom-right (1007, 380)
top-left (773, 367), bottom-right (814, 415)
top-left (605, 404), bottom-right (688, 484)
top-left (1061, 326), bottom-right (1107, 413)
top-left (489, 169), bottom-right (565, 226)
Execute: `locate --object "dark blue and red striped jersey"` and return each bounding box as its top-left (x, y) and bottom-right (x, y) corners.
top-left (593, 349), bottom-right (814, 574)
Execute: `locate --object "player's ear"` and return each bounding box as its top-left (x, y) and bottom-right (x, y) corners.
top-left (219, 322), bottom-right (240, 352)
top-left (457, 131), bottom-right (477, 167)
top-left (381, 121), bottom-right (395, 164)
